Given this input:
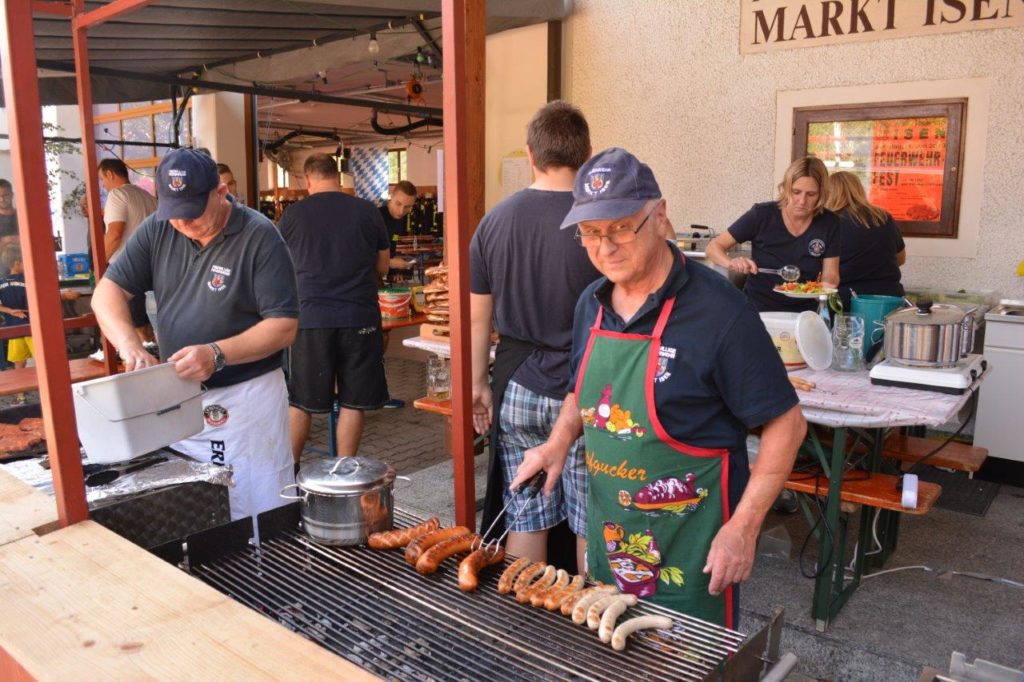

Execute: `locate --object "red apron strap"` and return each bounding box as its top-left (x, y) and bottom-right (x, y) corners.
top-left (652, 296), bottom-right (676, 338)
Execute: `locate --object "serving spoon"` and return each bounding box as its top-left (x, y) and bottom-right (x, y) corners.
top-left (758, 264), bottom-right (800, 282)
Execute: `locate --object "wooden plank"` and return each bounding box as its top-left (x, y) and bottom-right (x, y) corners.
top-left (0, 521), bottom-right (379, 680)
top-left (382, 312), bottom-right (428, 331)
top-left (882, 435), bottom-right (987, 473)
top-left (0, 358), bottom-right (110, 398)
top-left (785, 468), bottom-right (941, 515)
top-left (413, 396), bottom-right (452, 417)
top-left (0, 469), bottom-right (57, 547)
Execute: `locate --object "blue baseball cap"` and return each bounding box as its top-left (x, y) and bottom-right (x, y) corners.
top-left (155, 148), bottom-right (221, 221)
top-left (559, 147), bottom-right (662, 229)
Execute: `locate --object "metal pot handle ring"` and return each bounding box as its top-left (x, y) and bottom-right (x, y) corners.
top-left (279, 483), bottom-right (307, 501)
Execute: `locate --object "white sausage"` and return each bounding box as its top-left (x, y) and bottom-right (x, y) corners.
top-left (611, 615), bottom-right (674, 651)
top-left (598, 595), bottom-right (638, 642)
top-left (586, 594), bottom-right (622, 630)
top-left (572, 587), bottom-right (619, 625)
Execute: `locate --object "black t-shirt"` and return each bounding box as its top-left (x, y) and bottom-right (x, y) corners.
top-left (470, 188), bottom-right (602, 398)
top-left (379, 204), bottom-right (409, 257)
top-left (0, 274), bottom-right (27, 326)
top-left (571, 243), bottom-right (799, 509)
top-left (837, 209), bottom-right (905, 306)
top-left (727, 201), bottom-right (841, 313)
top-left (280, 192), bottom-right (389, 329)
top-left (0, 213), bottom-right (17, 238)
top-left (105, 201), bottom-right (299, 388)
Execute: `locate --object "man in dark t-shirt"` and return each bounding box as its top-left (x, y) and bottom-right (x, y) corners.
top-left (471, 101), bottom-right (600, 570)
top-left (280, 153), bottom-right (391, 466)
top-left (379, 180), bottom-right (418, 282)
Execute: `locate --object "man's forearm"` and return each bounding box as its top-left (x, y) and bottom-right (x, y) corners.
top-left (730, 405), bottom-right (805, 532)
top-left (469, 294), bottom-right (493, 386)
top-left (215, 316), bottom-right (298, 366)
top-left (549, 393), bottom-right (584, 449)
top-left (91, 277), bottom-right (142, 352)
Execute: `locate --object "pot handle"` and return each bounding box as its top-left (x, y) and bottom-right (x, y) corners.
top-left (279, 483), bottom-right (307, 501)
top-left (393, 474), bottom-right (413, 491)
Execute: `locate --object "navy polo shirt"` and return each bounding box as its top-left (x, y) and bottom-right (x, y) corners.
top-left (727, 202), bottom-right (841, 313)
top-left (0, 274), bottom-right (27, 326)
top-left (570, 242), bottom-right (799, 508)
top-left (106, 200), bottom-right (299, 388)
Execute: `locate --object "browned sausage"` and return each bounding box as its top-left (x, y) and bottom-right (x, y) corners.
top-left (561, 584), bottom-right (615, 617)
top-left (516, 565), bottom-right (557, 604)
top-left (416, 533), bottom-right (479, 575)
top-left (367, 517), bottom-right (440, 550)
top-left (404, 525), bottom-right (471, 565)
top-left (511, 562), bottom-right (546, 594)
top-left (530, 569), bottom-right (571, 607)
top-left (457, 545), bottom-right (507, 592)
top-left (544, 574), bottom-right (584, 611)
top-left (497, 557), bottom-right (532, 594)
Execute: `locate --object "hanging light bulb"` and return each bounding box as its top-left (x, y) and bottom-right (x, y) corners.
top-left (415, 46), bottom-right (426, 64)
top-left (368, 31), bottom-right (380, 56)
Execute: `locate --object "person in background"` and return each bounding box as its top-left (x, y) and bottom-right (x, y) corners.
top-left (0, 179), bottom-right (17, 253)
top-left (0, 245), bottom-right (80, 370)
top-left (378, 180), bottom-right (419, 409)
top-left (705, 156), bottom-right (840, 313)
top-left (280, 153), bottom-right (391, 469)
top-left (92, 149), bottom-right (299, 521)
top-left (98, 158), bottom-right (157, 343)
top-left (217, 163), bottom-right (243, 204)
top-left (825, 170), bottom-right (906, 310)
top-left (471, 101), bottom-right (599, 569)
top-left (511, 147), bottom-right (805, 628)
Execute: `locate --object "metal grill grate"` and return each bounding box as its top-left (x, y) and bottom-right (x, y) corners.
top-left (187, 510), bottom-right (747, 681)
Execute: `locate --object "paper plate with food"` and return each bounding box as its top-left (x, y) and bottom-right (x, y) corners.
top-left (773, 281), bottom-right (837, 298)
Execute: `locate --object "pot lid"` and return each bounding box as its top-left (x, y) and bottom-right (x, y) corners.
top-left (795, 311), bottom-right (833, 371)
top-left (297, 456), bottom-right (396, 494)
top-left (888, 299), bottom-right (965, 326)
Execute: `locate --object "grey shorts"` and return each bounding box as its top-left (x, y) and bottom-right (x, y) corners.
top-left (498, 380), bottom-right (587, 535)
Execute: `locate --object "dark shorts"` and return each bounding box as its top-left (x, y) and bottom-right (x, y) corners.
top-left (128, 293), bottom-right (148, 328)
top-left (287, 326), bottom-right (389, 412)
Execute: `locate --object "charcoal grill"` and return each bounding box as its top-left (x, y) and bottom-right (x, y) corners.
top-left (157, 505), bottom-right (786, 681)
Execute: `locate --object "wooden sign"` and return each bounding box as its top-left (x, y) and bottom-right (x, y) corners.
top-left (740, 0), bottom-right (1024, 53)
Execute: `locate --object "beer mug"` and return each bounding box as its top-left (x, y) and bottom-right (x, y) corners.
top-left (426, 356), bottom-right (451, 400)
top-left (831, 313), bottom-right (865, 372)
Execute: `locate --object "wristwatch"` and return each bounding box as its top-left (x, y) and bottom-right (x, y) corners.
top-left (208, 342), bottom-right (227, 372)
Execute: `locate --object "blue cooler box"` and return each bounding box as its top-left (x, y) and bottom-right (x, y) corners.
top-left (59, 253), bottom-right (91, 276)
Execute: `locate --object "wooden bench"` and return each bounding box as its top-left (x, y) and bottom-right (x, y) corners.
top-left (784, 468), bottom-right (941, 515)
top-left (413, 396), bottom-right (451, 416)
top-left (816, 431), bottom-right (987, 473)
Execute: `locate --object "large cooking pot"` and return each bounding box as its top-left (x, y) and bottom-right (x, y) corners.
top-left (883, 299), bottom-right (977, 368)
top-left (281, 456), bottom-right (396, 546)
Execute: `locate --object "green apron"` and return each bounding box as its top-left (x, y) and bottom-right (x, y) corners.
top-left (577, 297), bottom-right (734, 628)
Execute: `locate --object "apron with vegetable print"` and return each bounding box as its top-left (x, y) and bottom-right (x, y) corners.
top-left (577, 297), bottom-right (733, 627)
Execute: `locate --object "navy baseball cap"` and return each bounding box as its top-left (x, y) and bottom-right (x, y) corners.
top-left (559, 147), bottom-right (662, 229)
top-left (155, 148), bottom-right (221, 221)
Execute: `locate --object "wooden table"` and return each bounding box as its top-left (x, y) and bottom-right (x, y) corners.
top-left (0, 358), bottom-right (111, 398)
top-left (382, 312), bottom-right (427, 331)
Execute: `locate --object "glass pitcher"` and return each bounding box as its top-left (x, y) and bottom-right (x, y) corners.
top-left (831, 313), bottom-right (865, 372)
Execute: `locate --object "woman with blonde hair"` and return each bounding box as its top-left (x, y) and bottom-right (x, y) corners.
top-left (825, 170), bottom-right (905, 309)
top-left (707, 156), bottom-right (841, 312)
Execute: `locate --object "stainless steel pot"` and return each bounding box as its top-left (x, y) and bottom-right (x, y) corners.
top-left (883, 299), bottom-right (976, 368)
top-left (281, 456), bottom-right (396, 546)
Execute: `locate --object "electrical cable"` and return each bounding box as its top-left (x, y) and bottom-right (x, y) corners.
top-left (904, 394), bottom-right (978, 475)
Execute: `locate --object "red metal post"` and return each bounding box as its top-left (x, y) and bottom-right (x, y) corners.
top-left (442, 0), bottom-right (486, 529)
top-left (0, 0), bottom-right (88, 525)
top-left (71, 0), bottom-right (117, 375)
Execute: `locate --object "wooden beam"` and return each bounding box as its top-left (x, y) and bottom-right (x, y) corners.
top-left (0, 313), bottom-right (98, 341)
top-left (71, 0), bottom-right (118, 377)
top-left (0, 0), bottom-right (88, 526)
top-left (441, 0), bottom-right (485, 530)
top-left (71, 0), bottom-right (156, 30)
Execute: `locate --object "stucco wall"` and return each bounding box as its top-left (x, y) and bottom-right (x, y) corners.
top-left (563, 1), bottom-right (1024, 298)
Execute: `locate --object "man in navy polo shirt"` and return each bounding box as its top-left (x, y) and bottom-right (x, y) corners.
top-left (93, 148), bottom-right (300, 522)
top-left (511, 148), bottom-right (806, 628)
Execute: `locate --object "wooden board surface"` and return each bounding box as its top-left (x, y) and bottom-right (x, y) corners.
top-left (785, 468), bottom-right (941, 515)
top-left (0, 521), bottom-right (380, 680)
top-left (0, 358), bottom-right (110, 398)
top-left (413, 395), bottom-right (452, 417)
top-left (0, 469), bottom-right (57, 547)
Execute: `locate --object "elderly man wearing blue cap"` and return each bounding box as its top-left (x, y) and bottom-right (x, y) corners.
top-left (92, 148), bottom-right (300, 522)
top-left (511, 148), bottom-right (806, 628)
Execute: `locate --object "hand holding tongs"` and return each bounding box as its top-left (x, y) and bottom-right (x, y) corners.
top-left (474, 470), bottom-right (547, 555)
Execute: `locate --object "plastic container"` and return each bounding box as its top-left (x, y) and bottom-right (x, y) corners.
top-left (59, 253), bottom-right (91, 277)
top-left (378, 287), bottom-right (412, 320)
top-left (72, 363), bottom-right (205, 464)
top-left (759, 311), bottom-right (833, 371)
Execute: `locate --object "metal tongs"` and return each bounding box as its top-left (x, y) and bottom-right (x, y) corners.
top-left (473, 470), bottom-right (547, 554)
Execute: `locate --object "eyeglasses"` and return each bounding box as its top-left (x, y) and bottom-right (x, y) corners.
top-left (575, 204), bottom-right (657, 247)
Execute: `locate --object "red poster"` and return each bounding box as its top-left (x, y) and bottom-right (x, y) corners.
top-left (868, 117), bottom-right (946, 222)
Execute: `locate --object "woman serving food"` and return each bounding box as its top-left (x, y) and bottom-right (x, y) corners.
top-left (706, 156), bottom-right (840, 313)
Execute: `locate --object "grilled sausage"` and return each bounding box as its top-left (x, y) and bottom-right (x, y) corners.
top-left (530, 569), bottom-right (571, 607)
top-left (598, 595), bottom-right (638, 642)
top-left (497, 557), bottom-right (532, 594)
top-left (587, 593), bottom-right (627, 630)
top-left (415, 533), bottom-right (479, 575)
top-left (573, 587), bottom-right (619, 625)
top-left (611, 615), bottom-right (673, 651)
top-left (367, 517), bottom-right (440, 550)
top-left (561, 585), bottom-right (615, 617)
top-left (404, 525), bottom-right (471, 565)
top-left (544, 575), bottom-right (585, 611)
top-left (457, 545), bottom-right (506, 592)
top-left (511, 562), bottom-right (546, 594)
top-left (516, 565), bottom-right (558, 604)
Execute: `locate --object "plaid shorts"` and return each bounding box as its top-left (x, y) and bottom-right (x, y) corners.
top-left (498, 380), bottom-right (587, 535)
